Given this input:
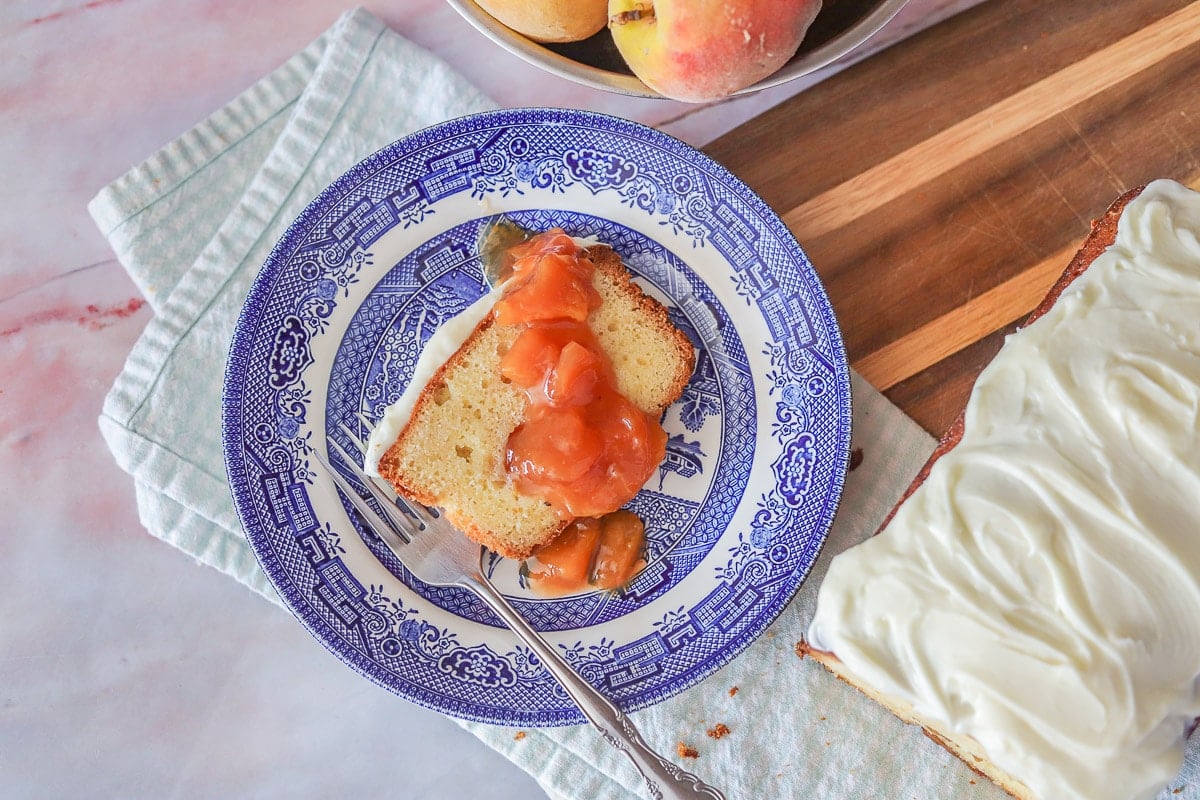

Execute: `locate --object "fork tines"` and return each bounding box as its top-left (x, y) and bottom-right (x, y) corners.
top-left (313, 419), bottom-right (417, 548)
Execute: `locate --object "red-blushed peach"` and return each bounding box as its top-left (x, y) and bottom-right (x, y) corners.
top-left (476, 0), bottom-right (608, 43)
top-left (608, 0), bottom-right (823, 102)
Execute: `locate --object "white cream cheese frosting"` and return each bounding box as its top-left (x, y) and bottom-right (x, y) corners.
top-left (807, 179), bottom-right (1200, 800)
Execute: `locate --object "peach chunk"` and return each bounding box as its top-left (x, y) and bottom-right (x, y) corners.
top-left (608, 0), bottom-right (823, 102)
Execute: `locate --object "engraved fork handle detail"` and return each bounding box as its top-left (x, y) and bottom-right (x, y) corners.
top-left (463, 572), bottom-right (725, 800)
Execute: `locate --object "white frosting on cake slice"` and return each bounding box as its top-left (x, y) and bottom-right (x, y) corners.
top-left (808, 179), bottom-right (1200, 800)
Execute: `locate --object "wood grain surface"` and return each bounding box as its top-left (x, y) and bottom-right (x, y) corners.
top-left (705, 0), bottom-right (1200, 436)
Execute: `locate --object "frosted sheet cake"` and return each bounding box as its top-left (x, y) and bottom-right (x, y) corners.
top-left (803, 179), bottom-right (1200, 800)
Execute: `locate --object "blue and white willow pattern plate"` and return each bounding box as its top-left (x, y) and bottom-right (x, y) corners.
top-left (222, 108), bottom-right (852, 726)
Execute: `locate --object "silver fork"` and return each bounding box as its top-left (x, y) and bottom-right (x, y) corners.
top-left (313, 421), bottom-right (725, 800)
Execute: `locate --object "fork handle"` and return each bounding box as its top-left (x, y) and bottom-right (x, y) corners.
top-left (464, 573), bottom-right (725, 800)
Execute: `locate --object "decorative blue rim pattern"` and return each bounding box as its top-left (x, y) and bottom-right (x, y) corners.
top-left (222, 108), bottom-right (852, 726)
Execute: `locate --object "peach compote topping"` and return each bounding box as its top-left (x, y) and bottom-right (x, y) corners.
top-left (496, 230), bottom-right (668, 520)
top-left (524, 510), bottom-right (647, 596)
top-left (492, 229), bottom-right (600, 325)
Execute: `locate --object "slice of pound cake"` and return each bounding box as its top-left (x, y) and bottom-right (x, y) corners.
top-left (371, 230), bottom-right (694, 560)
top-left (802, 179), bottom-right (1200, 800)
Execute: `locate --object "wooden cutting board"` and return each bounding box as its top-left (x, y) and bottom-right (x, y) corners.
top-left (705, 0), bottom-right (1200, 436)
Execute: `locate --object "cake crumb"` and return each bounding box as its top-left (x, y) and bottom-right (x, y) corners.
top-left (677, 742), bottom-right (699, 759)
top-left (819, 715), bottom-right (826, 721)
top-left (514, 731), bottom-right (526, 741)
top-left (706, 723), bottom-right (731, 739)
top-left (728, 686), bottom-right (739, 697)
top-left (795, 641), bottom-right (806, 659)
top-left (849, 447), bottom-right (865, 471)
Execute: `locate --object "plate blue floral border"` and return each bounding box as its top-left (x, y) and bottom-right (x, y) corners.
top-left (222, 108), bottom-right (852, 726)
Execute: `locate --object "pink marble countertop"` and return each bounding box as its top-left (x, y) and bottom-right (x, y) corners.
top-left (2, 1), bottom-right (981, 796)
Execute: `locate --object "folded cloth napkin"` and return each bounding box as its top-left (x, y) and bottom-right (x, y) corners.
top-left (91, 8), bottom-right (1199, 800)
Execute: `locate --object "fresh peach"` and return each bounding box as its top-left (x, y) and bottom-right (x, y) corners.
top-left (608, 0), bottom-right (822, 102)
top-left (476, 0), bottom-right (608, 43)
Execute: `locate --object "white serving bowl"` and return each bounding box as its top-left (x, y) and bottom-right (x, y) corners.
top-left (445, 0), bottom-right (910, 99)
